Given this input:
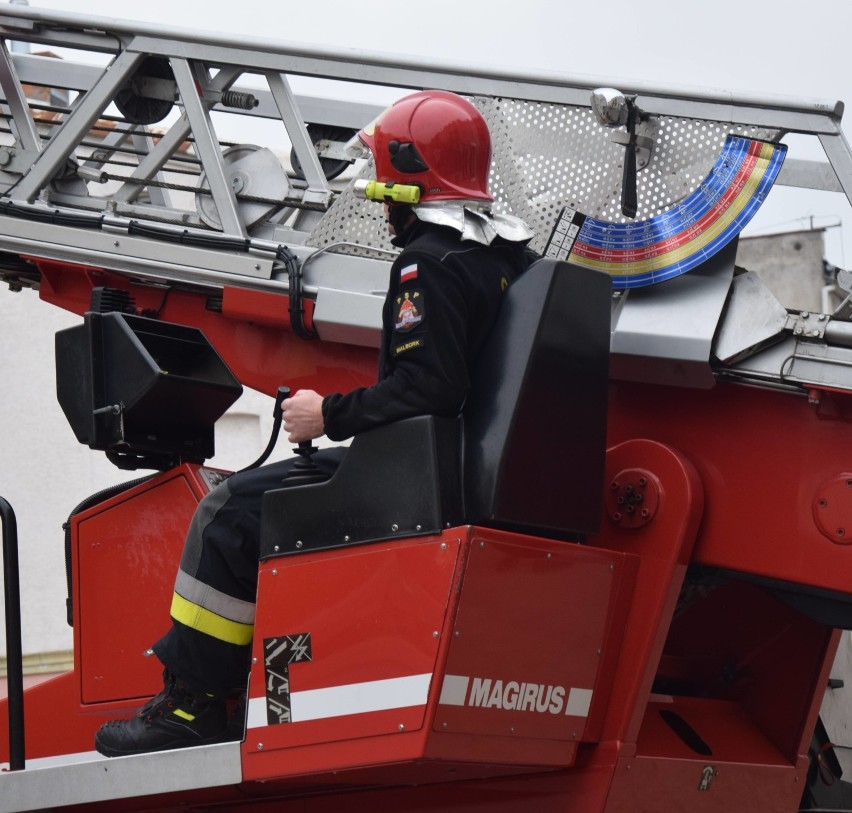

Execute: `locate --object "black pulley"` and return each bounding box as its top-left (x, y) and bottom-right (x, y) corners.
top-left (291, 124), bottom-right (358, 181)
top-left (114, 57), bottom-right (175, 125)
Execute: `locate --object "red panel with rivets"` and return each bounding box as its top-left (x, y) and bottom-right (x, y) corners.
top-left (607, 380), bottom-right (852, 593)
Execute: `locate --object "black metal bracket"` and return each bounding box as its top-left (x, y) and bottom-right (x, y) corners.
top-left (1, 496), bottom-right (25, 770)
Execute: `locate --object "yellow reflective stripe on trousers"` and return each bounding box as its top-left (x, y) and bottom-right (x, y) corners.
top-left (169, 592), bottom-right (254, 646)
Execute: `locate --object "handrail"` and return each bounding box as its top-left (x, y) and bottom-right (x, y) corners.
top-left (0, 497), bottom-right (24, 771)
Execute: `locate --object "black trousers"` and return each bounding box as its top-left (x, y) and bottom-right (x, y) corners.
top-left (153, 448), bottom-right (347, 694)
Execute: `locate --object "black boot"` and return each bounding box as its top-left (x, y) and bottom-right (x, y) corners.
top-left (95, 671), bottom-right (228, 757)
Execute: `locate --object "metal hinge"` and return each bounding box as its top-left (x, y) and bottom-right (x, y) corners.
top-left (787, 310), bottom-right (830, 340)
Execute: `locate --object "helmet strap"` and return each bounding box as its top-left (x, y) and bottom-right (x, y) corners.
top-left (387, 204), bottom-right (416, 245)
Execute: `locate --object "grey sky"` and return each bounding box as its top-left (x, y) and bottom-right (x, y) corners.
top-left (25, 1), bottom-right (845, 100)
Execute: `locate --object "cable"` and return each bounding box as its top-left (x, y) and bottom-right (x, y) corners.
top-left (277, 245), bottom-right (317, 340)
top-left (238, 387), bottom-right (290, 472)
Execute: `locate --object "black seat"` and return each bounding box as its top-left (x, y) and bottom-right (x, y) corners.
top-left (260, 258), bottom-right (612, 558)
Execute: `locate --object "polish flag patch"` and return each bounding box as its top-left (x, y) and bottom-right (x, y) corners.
top-left (400, 264), bottom-right (418, 284)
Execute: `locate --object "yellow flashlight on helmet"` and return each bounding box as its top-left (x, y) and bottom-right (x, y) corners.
top-left (353, 179), bottom-right (421, 205)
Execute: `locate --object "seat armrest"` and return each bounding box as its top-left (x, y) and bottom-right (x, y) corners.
top-left (260, 415), bottom-right (463, 558)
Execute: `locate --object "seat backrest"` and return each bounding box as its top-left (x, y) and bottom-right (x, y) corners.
top-left (463, 258), bottom-right (612, 538)
top-left (260, 258), bottom-right (612, 557)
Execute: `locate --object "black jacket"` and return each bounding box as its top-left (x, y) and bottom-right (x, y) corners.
top-left (322, 220), bottom-right (532, 441)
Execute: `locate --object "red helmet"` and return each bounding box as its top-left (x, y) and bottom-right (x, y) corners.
top-left (359, 90), bottom-right (493, 203)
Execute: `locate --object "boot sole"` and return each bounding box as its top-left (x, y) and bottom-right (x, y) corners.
top-left (94, 731), bottom-right (229, 758)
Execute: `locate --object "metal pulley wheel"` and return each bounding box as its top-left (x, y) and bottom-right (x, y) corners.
top-left (195, 144), bottom-right (290, 230)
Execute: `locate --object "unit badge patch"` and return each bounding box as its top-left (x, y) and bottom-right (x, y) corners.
top-left (395, 290), bottom-right (424, 331)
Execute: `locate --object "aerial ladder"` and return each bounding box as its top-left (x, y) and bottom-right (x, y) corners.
top-left (0, 5), bottom-right (852, 812)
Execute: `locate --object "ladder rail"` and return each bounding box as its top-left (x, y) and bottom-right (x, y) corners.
top-left (0, 5), bottom-right (846, 248)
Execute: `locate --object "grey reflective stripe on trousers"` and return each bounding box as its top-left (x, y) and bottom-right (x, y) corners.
top-left (173, 568), bottom-right (256, 625)
top-left (179, 481), bottom-right (232, 576)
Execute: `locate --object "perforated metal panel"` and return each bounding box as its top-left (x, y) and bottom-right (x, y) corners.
top-left (306, 96), bottom-right (781, 257)
top-left (306, 160), bottom-right (394, 257)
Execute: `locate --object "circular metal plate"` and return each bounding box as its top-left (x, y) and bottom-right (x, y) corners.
top-left (196, 144), bottom-right (289, 230)
top-left (813, 474), bottom-right (852, 545)
top-left (606, 468), bottom-right (660, 529)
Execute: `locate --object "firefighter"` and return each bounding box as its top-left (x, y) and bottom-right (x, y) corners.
top-left (94, 89), bottom-right (535, 757)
